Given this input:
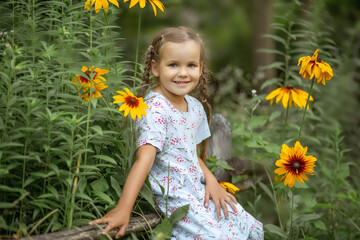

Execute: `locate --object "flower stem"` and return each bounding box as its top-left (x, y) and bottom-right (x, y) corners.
top-left (103, 12), bottom-right (119, 80)
top-left (84, 89), bottom-right (92, 167)
top-left (132, 8), bottom-right (142, 91)
top-left (89, 7), bottom-right (93, 51)
top-left (265, 168), bottom-right (284, 231)
top-left (283, 23), bottom-right (292, 87)
top-left (32, 0), bottom-right (36, 64)
top-left (281, 96), bottom-right (291, 143)
top-left (289, 188), bottom-right (294, 239)
top-left (297, 78), bottom-right (315, 141)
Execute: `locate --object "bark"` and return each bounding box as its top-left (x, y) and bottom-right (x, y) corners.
top-left (20, 213), bottom-right (161, 240)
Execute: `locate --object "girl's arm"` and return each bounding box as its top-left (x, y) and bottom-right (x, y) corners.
top-left (89, 144), bottom-right (157, 238)
top-left (197, 153), bottom-right (238, 220)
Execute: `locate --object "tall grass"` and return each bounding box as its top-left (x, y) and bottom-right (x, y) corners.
top-left (0, 1), bottom-right (156, 238)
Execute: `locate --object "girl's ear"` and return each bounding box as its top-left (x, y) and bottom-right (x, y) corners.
top-left (200, 61), bottom-right (204, 73)
top-left (151, 60), bottom-right (159, 77)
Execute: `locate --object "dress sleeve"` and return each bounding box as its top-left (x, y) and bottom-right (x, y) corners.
top-left (196, 103), bottom-right (211, 145)
top-left (135, 105), bottom-right (167, 151)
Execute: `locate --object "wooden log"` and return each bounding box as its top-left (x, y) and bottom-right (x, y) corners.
top-left (20, 213), bottom-right (161, 240)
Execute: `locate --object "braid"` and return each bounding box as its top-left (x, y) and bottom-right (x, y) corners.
top-left (139, 45), bottom-right (154, 97)
top-left (199, 65), bottom-right (211, 162)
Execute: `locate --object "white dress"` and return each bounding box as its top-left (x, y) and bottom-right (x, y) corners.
top-left (136, 91), bottom-right (263, 240)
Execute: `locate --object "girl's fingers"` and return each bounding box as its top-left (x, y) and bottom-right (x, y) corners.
top-left (115, 225), bottom-right (127, 239)
top-left (89, 218), bottom-right (106, 225)
top-left (215, 200), bottom-right (221, 219)
top-left (103, 223), bottom-right (114, 233)
top-left (204, 191), bottom-right (210, 208)
top-left (221, 200), bottom-right (229, 220)
top-left (229, 193), bottom-right (238, 204)
top-left (226, 196), bottom-right (237, 213)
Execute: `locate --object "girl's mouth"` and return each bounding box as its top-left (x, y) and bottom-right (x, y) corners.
top-left (173, 81), bottom-right (190, 85)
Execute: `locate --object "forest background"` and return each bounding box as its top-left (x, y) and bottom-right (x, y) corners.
top-left (0, 0), bottom-right (360, 239)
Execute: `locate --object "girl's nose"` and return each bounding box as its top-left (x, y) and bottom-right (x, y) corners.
top-left (178, 66), bottom-right (187, 77)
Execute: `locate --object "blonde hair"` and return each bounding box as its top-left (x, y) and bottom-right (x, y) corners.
top-left (141, 27), bottom-right (211, 161)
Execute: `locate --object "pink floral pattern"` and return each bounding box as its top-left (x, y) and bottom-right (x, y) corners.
top-left (136, 91), bottom-right (263, 239)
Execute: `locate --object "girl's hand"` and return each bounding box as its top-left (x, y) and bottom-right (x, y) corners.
top-left (89, 206), bottom-right (131, 239)
top-left (204, 177), bottom-right (238, 220)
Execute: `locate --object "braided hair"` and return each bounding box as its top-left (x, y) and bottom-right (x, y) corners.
top-left (141, 27), bottom-right (211, 161)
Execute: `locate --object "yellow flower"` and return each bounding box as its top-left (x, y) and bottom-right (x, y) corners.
top-left (265, 85), bottom-right (314, 109)
top-left (72, 66), bottom-right (109, 84)
top-left (79, 81), bottom-right (108, 102)
top-left (298, 49), bottom-right (333, 85)
top-left (72, 66), bottom-right (109, 103)
top-left (84, 0), bottom-right (119, 13)
top-left (274, 141), bottom-right (317, 188)
top-left (124, 0), bottom-right (165, 16)
top-left (113, 88), bottom-right (149, 120)
top-left (219, 182), bottom-right (240, 195)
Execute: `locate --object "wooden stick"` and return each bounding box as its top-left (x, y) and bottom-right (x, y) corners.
top-left (20, 213), bottom-right (161, 240)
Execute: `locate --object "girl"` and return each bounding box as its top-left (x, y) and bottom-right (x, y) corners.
top-left (90, 27), bottom-right (264, 239)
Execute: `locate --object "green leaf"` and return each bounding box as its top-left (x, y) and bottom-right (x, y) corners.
top-left (90, 177), bottom-right (109, 193)
top-left (265, 224), bottom-right (287, 238)
top-left (294, 213), bottom-right (322, 225)
top-left (262, 34), bottom-right (286, 47)
top-left (92, 155), bottom-right (117, 165)
top-left (169, 204), bottom-right (189, 225)
top-left (259, 62), bottom-right (285, 72)
top-left (152, 220), bottom-right (172, 239)
top-left (46, 185), bottom-right (59, 201)
top-left (257, 48), bottom-right (285, 56)
top-left (0, 202), bottom-right (17, 209)
top-left (260, 77), bottom-right (282, 91)
top-left (259, 182), bottom-right (274, 202)
top-left (31, 171), bottom-right (56, 178)
top-left (314, 220), bottom-right (327, 230)
top-left (48, 163), bottom-right (60, 176)
top-left (91, 125), bottom-right (103, 136)
top-left (264, 143), bottom-right (281, 155)
top-left (293, 181), bottom-right (309, 189)
top-left (93, 192), bottom-right (114, 205)
top-left (244, 139), bottom-right (263, 148)
top-left (0, 185), bottom-right (27, 194)
top-left (246, 116), bottom-right (268, 130)
top-left (314, 203), bottom-right (336, 209)
top-left (216, 160), bottom-right (234, 170)
top-left (0, 216), bottom-right (9, 230)
top-left (0, 142), bottom-right (24, 148)
top-left (269, 110), bottom-right (282, 121)
top-left (110, 176), bottom-right (122, 198)
top-left (140, 181), bottom-right (155, 209)
top-left (75, 193), bottom-right (92, 201)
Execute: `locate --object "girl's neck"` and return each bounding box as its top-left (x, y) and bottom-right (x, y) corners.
top-left (153, 86), bottom-right (188, 112)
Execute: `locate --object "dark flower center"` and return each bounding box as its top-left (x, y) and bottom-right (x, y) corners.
top-left (317, 57), bottom-right (322, 63)
top-left (291, 160), bottom-right (302, 170)
top-left (286, 85), bottom-right (294, 90)
top-left (80, 70), bottom-right (97, 83)
top-left (126, 96), bottom-right (139, 108)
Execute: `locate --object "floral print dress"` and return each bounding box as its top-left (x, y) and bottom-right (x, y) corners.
top-left (136, 91), bottom-right (264, 240)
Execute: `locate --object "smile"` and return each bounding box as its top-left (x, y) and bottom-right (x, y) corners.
top-left (173, 81), bottom-right (190, 85)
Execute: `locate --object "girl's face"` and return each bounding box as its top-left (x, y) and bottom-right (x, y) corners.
top-left (151, 40), bottom-right (203, 100)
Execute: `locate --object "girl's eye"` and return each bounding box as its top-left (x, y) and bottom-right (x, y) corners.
top-left (169, 63), bottom-right (177, 67)
top-left (188, 64), bottom-right (196, 68)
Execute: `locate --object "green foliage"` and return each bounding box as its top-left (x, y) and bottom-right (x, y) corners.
top-left (213, 1), bottom-right (360, 240)
top-left (205, 156), bottom-right (235, 173)
top-left (0, 0), bottom-right (156, 238)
